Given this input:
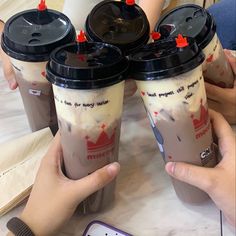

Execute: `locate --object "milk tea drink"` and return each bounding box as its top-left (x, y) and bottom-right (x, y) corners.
top-left (46, 35), bottom-right (129, 213)
top-left (129, 36), bottom-right (217, 204)
top-left (1, 0), bottom-right (75, 134)
top-left (155, 4), bottom-right (234, 88)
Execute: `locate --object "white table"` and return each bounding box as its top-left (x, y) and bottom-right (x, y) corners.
top-left (0, 62), bottom-right (235, 235)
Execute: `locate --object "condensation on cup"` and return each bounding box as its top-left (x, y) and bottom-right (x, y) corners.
top-left (129, 35), bottom-right (218, 204)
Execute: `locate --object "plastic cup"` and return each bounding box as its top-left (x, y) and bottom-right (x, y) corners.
top-left (46, 35), bottom-right (129, 213)
top-left (129, 36), bottom-right (218, 204)
top-left (155, 4), bottom-right (235, 88)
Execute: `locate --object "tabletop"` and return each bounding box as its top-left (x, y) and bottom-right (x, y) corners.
top-left (0, 0), bottom-right (234, 235)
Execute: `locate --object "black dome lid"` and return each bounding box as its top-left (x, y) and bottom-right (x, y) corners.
top-left (155, 4), bottom-right (216, 49)
top-left (1, 5), bottom-right (75, 62)
top-left (129, 36), bottom-right (205, 80)
top-left (85, 0), bottom-right (150, 56)
top-left (46, 40), bottom-right (129, 89)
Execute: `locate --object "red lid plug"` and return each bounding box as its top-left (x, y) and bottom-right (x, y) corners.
top-left (126, 0), bottom-right (135, 6)
top-left (77, 30), bottom-right (87, 43)
top-left (175, 34), bottom-right (189, 48)
top-left (38, 0), bottom-right (47, 11)
top-left (151, 31), bottom-right (161, 41)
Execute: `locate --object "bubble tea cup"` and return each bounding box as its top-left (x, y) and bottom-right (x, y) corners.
top-left (129, 35), bottom-right (218, 204)
top-left (1, 0), bottom-right (76, 134)
top-left (155, 4), bottom-right (235, 88)
top-left (46, 32), bottom-right (129, 213)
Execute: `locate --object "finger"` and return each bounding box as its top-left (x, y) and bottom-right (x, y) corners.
top-left (0, 21), bottom-right (18, 90)
top-left (165, 162), bottom-right (215, 193)
top-left (41, 132), bottom-right (62, 167)
top-left (209, 110), bottom-right (235, 157)
top-left (207, 98), bottom-right (221, 112)
top-left (205, 82), bottom-right (232, 103)
top-left (0, 50), bottom-right (18, 90)
top-left (70, 162), bottom-right (120, 202)
top-left (224, 49), bottom-right (236, 75)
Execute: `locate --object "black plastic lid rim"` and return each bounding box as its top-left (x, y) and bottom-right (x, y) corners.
top-left (46, 42), bottom-right (129, 89)
top-left (133, 54), bottom-right (204, 81)
top-left (129, 37), bottom-right (205, 81)
top-left (46, 63), bottom-right (128, 90)
top-left (1, 28), bottom-right (75, 62)
top-left (155, 4), bottom-right (216, 50)
top-left (1, 9), bottom-right (76, 62)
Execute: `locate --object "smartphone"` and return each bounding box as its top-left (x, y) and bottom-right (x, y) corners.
top-left (82, 220), bottom-right (133, 236)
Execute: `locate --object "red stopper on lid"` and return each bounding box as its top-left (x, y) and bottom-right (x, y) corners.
top-left (175, 34), bottom-right (189, 48)
top-left (77, 30), bottom-right (87, 43)
top-left (151, 31), bottom-right (161, 41)
top-left (126, 0), bottom-right (135, 6)
top-left (38, 0), bottom-right (47, 11)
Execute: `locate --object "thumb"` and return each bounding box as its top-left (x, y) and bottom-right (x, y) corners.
top-left (165, 162), bottom-right (215, 193)
top-left (69, 162), bottom-right (120, 203)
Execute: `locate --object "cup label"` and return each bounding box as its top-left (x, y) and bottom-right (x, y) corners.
top-left (29, 89), bottom-right (42, 96)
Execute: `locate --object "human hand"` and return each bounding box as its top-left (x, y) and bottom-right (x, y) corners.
top-left (14, 133), bottom-right (120, 236)
top-left (165, 110), bottom-right (236, 227)
top-left (205, 49), bottom-right (236, 124)
top-left (124, 79), bottom-right (137, 99)
top-left (0, 20), bottom-right (17, 90)
top-left (138, 0), bottom-right (165, 32)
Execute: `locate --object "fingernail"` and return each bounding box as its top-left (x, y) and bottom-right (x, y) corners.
top-left (107, 162), bottom-right (120, 177)
top-left (8, 79), bottom-right (17, 90)
top-left (165, 162), bottom-right (176, 175)
top-left (225, 49), bottom-right (236, 58)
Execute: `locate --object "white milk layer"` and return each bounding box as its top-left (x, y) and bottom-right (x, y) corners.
top-left (10, 58), bottom-right (48, 84)
top-left (53, 81), bottom-right (124, 128)
top-left (136, 66), bottom-right (206, 122)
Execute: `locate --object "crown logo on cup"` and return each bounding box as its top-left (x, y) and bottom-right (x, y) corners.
top-left (86, 124), bottom-right (116, 151)
top-left (191, 99), bottom-right (209, 131)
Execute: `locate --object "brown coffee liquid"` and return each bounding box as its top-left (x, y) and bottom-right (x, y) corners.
top-left (58, 116), bottom-right (121, 213)
top-left (153, 102), bottom-right (217, 204)
top-left (16, 76), bottom-right (58, 135)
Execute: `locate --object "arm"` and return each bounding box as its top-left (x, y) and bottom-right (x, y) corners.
top-left (0, 20), bottom-right (17, 90)
top-left (7, 133), bottom-right (120, 236)
top-left (205, 49), bottom-right (236, 124)
top-left (138, 0), bottom-right (165, 32)
top-left (165, 110), bottom-right (236, 227)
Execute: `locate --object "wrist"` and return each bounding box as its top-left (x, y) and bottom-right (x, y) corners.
top-left (7, 217), bottom-right (35, 236)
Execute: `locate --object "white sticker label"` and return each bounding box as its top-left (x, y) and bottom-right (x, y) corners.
top-left (29, 89), bottom-right (41, 96)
